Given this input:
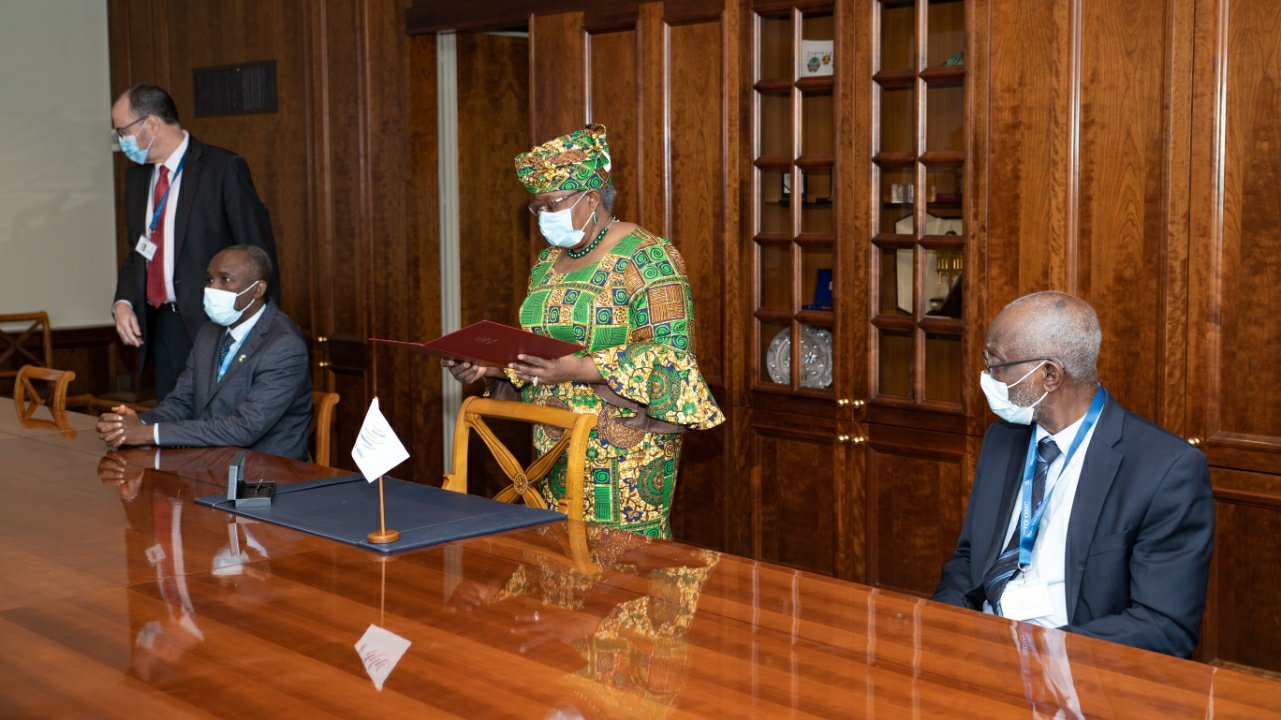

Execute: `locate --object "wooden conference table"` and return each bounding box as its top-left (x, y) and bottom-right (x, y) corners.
top-left (2, 409), bottom-right (1280, 719)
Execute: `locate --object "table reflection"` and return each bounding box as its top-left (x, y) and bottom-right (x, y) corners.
top-left (97, 447), bottom-right (312, 687)
top-left (445, 522), bottom-right (721, 718)
top-left (15, 409), bottom-right (77, 438)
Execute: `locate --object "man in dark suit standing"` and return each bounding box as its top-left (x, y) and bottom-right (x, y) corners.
top-left (97, 246), bottom-right (311, 460)
top-left (933, 291), bottom-right (1214, 657)
top-left (110, 84), bottom-right (279, 401)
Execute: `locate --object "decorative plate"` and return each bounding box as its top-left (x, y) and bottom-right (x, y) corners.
top-left (765, 325), bottom-right (833, 388)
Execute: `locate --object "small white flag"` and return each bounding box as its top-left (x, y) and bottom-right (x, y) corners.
top-left (355, 623), bottom-right (411, 691)
top-left (351, 397), bottom-right (409, 483)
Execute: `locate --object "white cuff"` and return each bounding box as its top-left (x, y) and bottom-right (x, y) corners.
top-left (112, 299), bottom-right (133, 317)
top-left (153, 423), bottom-right (160, 444)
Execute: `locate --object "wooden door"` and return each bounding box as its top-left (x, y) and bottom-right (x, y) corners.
top-left (1188, 0), bottom-right (1281, 673)
top-left (742, 408), bottom-right (866, 579)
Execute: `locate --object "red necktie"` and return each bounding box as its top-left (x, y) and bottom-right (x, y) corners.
top-left (146, 166), bottom-right (170, 308)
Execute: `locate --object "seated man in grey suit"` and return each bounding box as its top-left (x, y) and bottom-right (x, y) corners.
top-left (932, 291), bottom-right (1214, 657)
top-left (97, 245), bottom-right (311, 460)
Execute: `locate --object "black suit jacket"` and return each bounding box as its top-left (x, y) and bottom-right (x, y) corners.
top-left (932, 392), bottom-right (1214, 657)
top-left (114, 134), bottom-right (280, 345)
top-left (140, 303), bottom-right (312, 460)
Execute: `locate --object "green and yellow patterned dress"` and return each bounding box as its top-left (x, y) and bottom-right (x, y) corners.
top-left (502, 227), bottom-right (723, 538)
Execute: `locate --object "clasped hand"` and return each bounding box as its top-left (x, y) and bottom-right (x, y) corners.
top-left (96, 405), bottom-right (149, 448)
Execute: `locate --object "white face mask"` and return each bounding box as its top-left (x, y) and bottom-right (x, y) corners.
top-left (980, 360), bottom-right (1048, 425)
top-left (203, 281), bottom-right (260, 326)
top-left (536, 192), bottom-right (591, 248)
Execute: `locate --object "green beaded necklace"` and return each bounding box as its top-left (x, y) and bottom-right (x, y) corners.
top-left (566, 216), bottom-right (616, 259)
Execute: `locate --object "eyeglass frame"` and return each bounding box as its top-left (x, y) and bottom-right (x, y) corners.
top-left (113, 115), bottom-right (148, 138)
top-left (982, 354), bottom-right (1053, 376)
top-left (527, 190), bottom-right (590, 216)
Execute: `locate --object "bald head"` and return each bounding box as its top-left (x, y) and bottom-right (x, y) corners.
top-left (989, 291), bottom-right (1101, 384)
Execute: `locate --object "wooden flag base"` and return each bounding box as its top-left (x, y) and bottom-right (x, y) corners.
top-left (367, 475), bottom-right (398, 544)
top-left (367, 528), bottom-right (400, 544)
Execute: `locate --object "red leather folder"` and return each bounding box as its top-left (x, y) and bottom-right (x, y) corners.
top-left (370, 320), bottom-right (583, 367)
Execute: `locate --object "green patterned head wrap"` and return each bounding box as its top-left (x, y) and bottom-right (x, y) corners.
top-left (514, 123), bottom-right (612, 194)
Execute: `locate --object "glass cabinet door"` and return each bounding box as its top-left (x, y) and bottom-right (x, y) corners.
top-left (752, 5), bottom-right (837, 393)
top-left (871, 0), bottom-right (967, 407)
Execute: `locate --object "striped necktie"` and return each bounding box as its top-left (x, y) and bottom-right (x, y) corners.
top-left (983, 437), bottom-right (1062, 611)
top-left (216, 332), bottom-right (234, 382)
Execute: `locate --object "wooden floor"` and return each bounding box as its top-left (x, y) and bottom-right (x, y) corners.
top-left (3, 409), bottom-right (1280, 718)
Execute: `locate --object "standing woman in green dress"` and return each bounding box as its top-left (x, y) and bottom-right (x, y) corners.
top-left (444, 124), bottom-right (724, 539)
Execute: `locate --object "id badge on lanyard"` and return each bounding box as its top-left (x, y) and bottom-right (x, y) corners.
top-left (134, 153), bottom-right (187, 262)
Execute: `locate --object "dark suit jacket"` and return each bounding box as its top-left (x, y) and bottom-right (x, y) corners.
top-left (114, 134), bottom-right (280, 346)
top-left (932, 392), bottom-right (1214, 657)
top-left (140, 303), bottom-right (311, 460)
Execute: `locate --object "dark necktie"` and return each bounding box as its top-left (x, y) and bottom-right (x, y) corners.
top-left (216, 332), bottom-right (234, 382)
top-left (146, 165), bottom-right (170, 308)
top-left (983, 436), bottom-right (1062, 611)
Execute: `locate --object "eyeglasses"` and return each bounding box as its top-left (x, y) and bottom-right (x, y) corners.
top-left (983, 355), bottom-right (1051, 374)
top-left (113, 116), bottom-right (147, 138)
top-left (527, 191), bottom-right (586, 215)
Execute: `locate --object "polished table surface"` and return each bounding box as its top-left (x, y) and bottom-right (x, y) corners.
top-left (3, 409), bottom-right (1281, 718)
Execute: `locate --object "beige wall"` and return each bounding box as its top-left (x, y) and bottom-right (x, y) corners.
top-left (0, 0), bottom-right (115, 328)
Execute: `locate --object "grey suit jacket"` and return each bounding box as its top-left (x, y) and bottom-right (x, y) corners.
top-left (141, 303), bottom-right (312, 460)
top-left (932, 391), bottom-right (1215, 657)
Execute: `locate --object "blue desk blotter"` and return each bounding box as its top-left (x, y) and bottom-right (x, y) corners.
top-left (196, 475), bottom-right (564, 554)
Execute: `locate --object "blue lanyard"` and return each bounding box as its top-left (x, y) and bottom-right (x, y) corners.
top-left (148, 152), bottom-right (188, 235)
top-left (1017, 386), bottom-right (1107, 569)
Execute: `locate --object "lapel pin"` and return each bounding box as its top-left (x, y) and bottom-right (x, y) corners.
top-left (238, 354), bottom-right (246, 363)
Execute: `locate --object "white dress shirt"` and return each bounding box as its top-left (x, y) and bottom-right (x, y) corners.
top-left (984, 409), bottom-right (1100, 628)
top-left (148, 131), bottom-right (191, 304)
top-left (114, 131), bottom-right (190, 314)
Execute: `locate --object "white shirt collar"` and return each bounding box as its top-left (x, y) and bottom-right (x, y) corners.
top-left (228, 302), bottom-right (267, 344)
top-left (1035, 412), bottom-right (1087, 449)
top-left (159, 131), bottom-right (190, 174)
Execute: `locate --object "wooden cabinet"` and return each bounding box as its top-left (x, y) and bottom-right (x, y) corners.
top-left (740, 0), bottom-right (977, 593)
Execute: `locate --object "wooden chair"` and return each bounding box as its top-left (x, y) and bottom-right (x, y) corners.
top-left (13, 365), bottom-right (76, 422)
top-left (0, 312), bottom-right (53, 393)
top-left (310, 390), bottom-right (341, 466)
top-left (0, 311), bottom-right (143, 414)
top-left (442, 396), bottom-right (597, 521)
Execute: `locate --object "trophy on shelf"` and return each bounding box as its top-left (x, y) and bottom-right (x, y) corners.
top-left (928, 250), bottom-right (963, 318)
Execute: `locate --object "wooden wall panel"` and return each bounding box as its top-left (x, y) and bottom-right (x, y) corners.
top-left (1188, 0), bottom-right (1281, 474)
top-left (982, 0), bottom-right (1188, 425)
top-left (637, 3), bottom-right (668, 235)
top-left (587, 29), bottom-right (640, 220)
top-left (865, 425), bottom-right (965, 596)
top-left (456, 35), bottom-right (532, 320)
top-left (1212, 1), bottom-right (1281, 442)
top-left (1074, 0), bottom-right (1169, 420)
top-left (984, 0), bottom-right (1074, 306)
top-left (667, 18), bottom-right (726, 386)
top-left (1207, 468), bottom-right (1281, 672)
top-left (457, 32), bottom-right (533, 495)
top-left (530, 13), bottom-right (587, 145)
top-left (364, 0), bottom-right (441, 481)
top-left (315, 0), bottom-right (372, 471)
